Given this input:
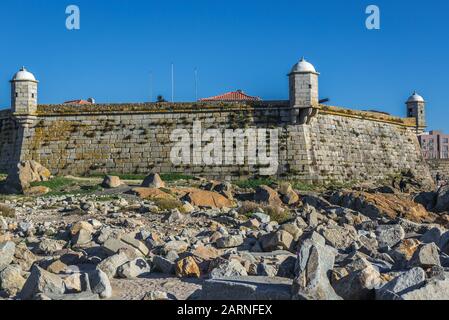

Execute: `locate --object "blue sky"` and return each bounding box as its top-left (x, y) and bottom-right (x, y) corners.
top-left (0, 0), bottom-right (448, 131)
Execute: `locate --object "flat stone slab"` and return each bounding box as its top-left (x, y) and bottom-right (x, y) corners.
top-left (200, 276), bottom-right (292, 300)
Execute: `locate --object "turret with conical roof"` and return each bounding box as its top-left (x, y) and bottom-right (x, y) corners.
top-left (406, 91), bottom-right (426, 133)
top-left (10, 67), bottom-right (38, 115)
top-left (288, 57), bottom-right (319, 124)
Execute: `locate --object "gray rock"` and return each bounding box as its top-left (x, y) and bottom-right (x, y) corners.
top-left (410, 243), bottom-right (441, 268)
top-left (162, 240), bottom-right (189, 254)
top-left (36, 238), bottom-right (65, 255)
top-left (376, 225), bottom-right (405, 249)
top-left (117, 258), bottom-right (151, 279)
top-left (210, 259), bottom-right (248, 278)
top-left (292, 239), bottom-right (341, 300)
top-left (141, 173), bottom-right (165, 188)
top-left (376, 267), bottom-right (426, 300)
top-left (434, 185), bottom-right (449, 213)
top-left (120, 234), bottom-right (149, 256)
top-left (259, 231), bottom-right (294, 252)
top-left (332, 265), bottom-right (381, 300)
top-left (20, 265), bottom-right (65, 300)
top-left (421, 226), bottom-right (446, 245)
top-left (251, 212), bottom-right (271, 224)
top-left (0, 264), bottom-right (26, 296)
top-left (321, 226), bottom-right (356, 251)
top-left (0, 241), bottom-right (15, 271)
top-left (97, 251), bottom-right (130, 279)
top-left (102, 175), bottom-right (122, 189)
top-left (102, 238), bottom-right (143, 257)
top-left (72, 229), bottom-right (92, 246)
top-left (400, 278), bottom-right (449, 300)
top-left (216, 235), bottom-right (244, 249)
top-left (88, 269), bottom-right (112, 299)
top-left (152, 255), bottom-right (175, 275)
top-left (201, 276), bottom-right (292, 300)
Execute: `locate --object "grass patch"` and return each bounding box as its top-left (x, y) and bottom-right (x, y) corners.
top-left (291, 181), bottom-right (318, 191)
top-left (150, 197), bottom-right (185, 213)
top-left (0, 204), bottom-right (15, 218)
top-left (263, 205), bottom-right (292, 224)
top-left (238, 201), bottom-right (292, 224)
top-left (31, 177), bottom-right (103, 197)
top-left (31, 177), bottom-right (75, 190)
top-left (87, 173), bottom-right (194, 182)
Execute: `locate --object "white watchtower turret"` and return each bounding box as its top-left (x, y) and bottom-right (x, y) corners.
top-left (288, 57), bottom-right (319, 124)
top-left (406, 91), bottom-right (426, 134)
top-left (10, 67), bottom-right (38, 116)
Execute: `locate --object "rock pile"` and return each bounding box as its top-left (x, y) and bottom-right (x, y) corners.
top-left (1, 172), bottom-right (449, 300)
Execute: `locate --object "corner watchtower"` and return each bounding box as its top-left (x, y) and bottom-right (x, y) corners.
top-left (10, 67), bottom-right (38, 116)
top-left (406, 91), bottom-right (426, 134)
top-left (288, 57), bottom-right (319, 124)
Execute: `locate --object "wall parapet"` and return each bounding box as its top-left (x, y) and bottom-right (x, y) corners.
top-left (318, 105), bottom-right (417, 128)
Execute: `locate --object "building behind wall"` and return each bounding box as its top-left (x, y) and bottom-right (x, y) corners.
top-left (419, 130), bottom-right (449, 159)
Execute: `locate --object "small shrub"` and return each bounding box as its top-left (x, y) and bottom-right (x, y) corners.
top-left (151, 197), bottom-right (185, 213)
top-left (0, 204), bottom-right (15, 218)
top-left (263, 205), bottom-right (292, 224)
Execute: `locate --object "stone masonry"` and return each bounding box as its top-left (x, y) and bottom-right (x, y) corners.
top-left (0, 59), bottom-right (434, 185)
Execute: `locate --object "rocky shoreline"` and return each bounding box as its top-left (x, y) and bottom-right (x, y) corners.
top-left (1, 162), bottom-right (449, 300)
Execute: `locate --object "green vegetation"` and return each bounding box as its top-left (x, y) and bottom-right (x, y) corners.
top-left (150, 197), bottom-right (185, 213)
top-left (263, 205), bottom-right (292, 224)
top-left (0, 204), bottom-right (15, 218)
top-left (87, 173), bottom-right (194, 182)
top-left (31, 177), bottom-right (102, 197)
top-left (238, 201), bottom-right (292, 224)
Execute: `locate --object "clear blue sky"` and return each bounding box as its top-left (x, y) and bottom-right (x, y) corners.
top-left (0, 0), bottom-right (448, 131)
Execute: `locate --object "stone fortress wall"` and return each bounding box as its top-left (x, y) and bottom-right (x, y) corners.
top-left (0, 59), bottom-right (434, 185)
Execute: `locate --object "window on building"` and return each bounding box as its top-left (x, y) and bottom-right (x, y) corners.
top-left (31, 93), bottom-right (35, 98)
top-left (443, 138), bottom-right (449, 144)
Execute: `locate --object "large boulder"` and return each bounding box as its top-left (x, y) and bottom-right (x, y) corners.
top-left (19, 265), bottom-right (65, 300)
top-left (209, 259), bottom-right (248, 278)
top-left (434, 185), bottom-right (449, 213)
top-left (102, 176), bottom-right (123, 189)
top-left (201, 276), bottom-right (292, 300)
top-left (409, 243), bottom-right (441, 268)
top-left (376, 267), bottom-right (426, 300)
top-left (5, 161), bottom-right (51, 193)
top-left (278, 183), bottom-right (300, 205)
top-left (88, 269), bottom-right (112, 299)
top-left (332, 264), bottom-right (381, 300)
top-left (376, 225), bottom-right (405, 249)
top-left (141, 173), bottom-right (165, 189)
top-left (260, 231), bottom-right (295, 252)
top-left (328, 191), bottom-right (432, 223)
top-left (117, 258), bottom-right (151, 279)
top-left (183, 190), bottom-right (235, 209)
top-left (254, 186), bottom-right (283, 206)
top-left (175, 256), bottom-right (201, 278)
top-left (0, 241), bottom-right (15, 271)
top-left (0, 264), bottom-right (26, 296)
top-left (292, 239), bottom-right (341, 300)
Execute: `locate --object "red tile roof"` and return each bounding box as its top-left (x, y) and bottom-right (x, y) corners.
top-left (199, 90), bottom-right (261, 102)
top-left (63, 99), bottom-right (93, 105)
